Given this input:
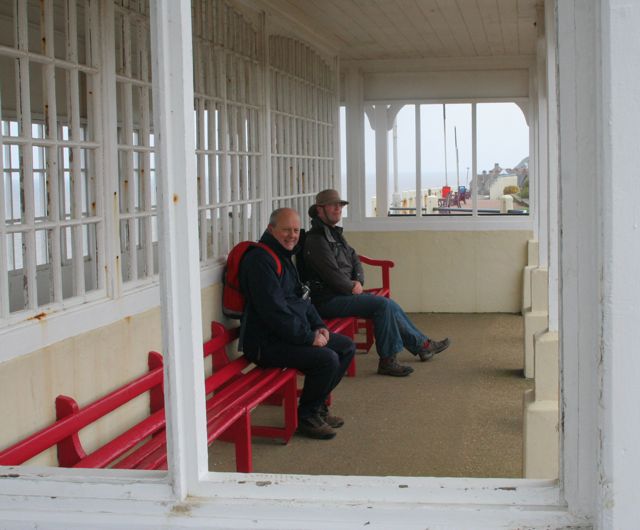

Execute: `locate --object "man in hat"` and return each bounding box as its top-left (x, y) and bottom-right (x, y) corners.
top-left (239, 207), bottom-right (355, 439)
top-left (302, 189), bottom-right (450, 377)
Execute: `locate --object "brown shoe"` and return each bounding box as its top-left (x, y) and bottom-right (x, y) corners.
top-left (297, 414), bottom-right (336, 439)
top-left (417, 338), bottom-right (451, 362)
top-left (377, 356), bottom-right (413, 377)
top-left (320, 404), bottom-right (344, 428)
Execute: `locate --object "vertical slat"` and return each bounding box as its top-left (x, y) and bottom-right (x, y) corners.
top-left (415, 104), bottom-right (422, 217)
top-left (472, 103), bottom-right (477, 216)
top-left (217, 51), bottom-right (230, 254)
top-left (206, 50), bottom-right (218, 256)
top-left (238, 58), bottom-right (248, 241)
top-left (122, 15), bottom-right (137, 281)
top-left (65, 0), bottom-right (85, 296)
top-left (16, 0), bottom-right (37, 310)
top-left (41, 0), bottom-right (63, 303)
top-left (138, 20), bottom-right (153, 277)
top-left (0, 86), bottom-right (8, 317)
top-left (83, 0), bottom-right (102, 292)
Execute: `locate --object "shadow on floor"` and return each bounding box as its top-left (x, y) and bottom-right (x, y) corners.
top-left (208, 313), bottom-right (533, 478)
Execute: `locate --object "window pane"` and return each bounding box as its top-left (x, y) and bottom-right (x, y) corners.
top-left (475, 103), bottom-right (529, 216)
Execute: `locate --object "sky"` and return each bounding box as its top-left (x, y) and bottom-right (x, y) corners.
top-left (340, 102), bottom-right (529, 202)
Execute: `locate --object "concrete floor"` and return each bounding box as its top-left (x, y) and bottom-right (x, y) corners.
top-left (209, 313), bottom-right (533, 478)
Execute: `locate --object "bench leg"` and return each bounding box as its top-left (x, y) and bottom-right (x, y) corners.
top-left (231, 413), bottom-right (252, 473)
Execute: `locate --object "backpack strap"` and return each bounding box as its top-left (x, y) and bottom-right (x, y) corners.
top-left (253, 242), bottom-right (282, 276)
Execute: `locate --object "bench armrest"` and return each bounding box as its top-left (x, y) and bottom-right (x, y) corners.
top-left (358, 254), bottom-right (395, 294)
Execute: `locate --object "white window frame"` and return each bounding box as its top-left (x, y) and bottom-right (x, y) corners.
top-left (344, 96), bottom-right (534, 233)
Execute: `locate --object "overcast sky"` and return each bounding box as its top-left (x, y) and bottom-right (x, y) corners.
top-left (341, 102), bottom-right (529, 193)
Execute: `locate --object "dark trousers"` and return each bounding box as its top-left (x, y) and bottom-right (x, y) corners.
top-left (257, 333), bottom-right (355, 420)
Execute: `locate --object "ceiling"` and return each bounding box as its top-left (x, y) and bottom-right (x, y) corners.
top-left (263, 0), bottom-right (541, 62)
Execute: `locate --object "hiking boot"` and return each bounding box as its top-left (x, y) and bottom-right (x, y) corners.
top-left (417, 338), bottom-right (451, 362)
top-left (319, 404), bottom-right (344, 428)
top-left (377, 356), bottom-right (414, 377)
top-left (297, 414), bottom-right (336, 440)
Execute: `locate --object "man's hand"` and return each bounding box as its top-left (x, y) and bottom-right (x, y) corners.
top-left (318, 328), bottom-right (330, 340)
top-left (352, 280), bottom-right (363, 295)
top-left (312, 329), bottom-right (328, 347)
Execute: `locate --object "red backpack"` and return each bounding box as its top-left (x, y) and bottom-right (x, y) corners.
top-left (222, 241), bottom-right (282, 319)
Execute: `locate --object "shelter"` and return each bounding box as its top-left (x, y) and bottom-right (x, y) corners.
top-left (0, 1), bottom-right (638, 528)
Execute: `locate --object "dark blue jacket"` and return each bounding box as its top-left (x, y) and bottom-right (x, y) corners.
top-left (238, 230), bottom-right (326, 361)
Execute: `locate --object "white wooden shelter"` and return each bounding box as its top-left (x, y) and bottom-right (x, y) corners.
top-left (0, 0), bottom-right (639, 528)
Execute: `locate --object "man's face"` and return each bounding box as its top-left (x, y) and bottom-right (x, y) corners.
top-left (317, 202), bottom-right (344, 226)
top-left (268, 209), bottom-right (301, 251)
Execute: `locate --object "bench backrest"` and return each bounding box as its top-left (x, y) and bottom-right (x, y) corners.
top-left (0, 361), bottom-right (163, 466)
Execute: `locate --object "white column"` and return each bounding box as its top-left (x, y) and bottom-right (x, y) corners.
top-left (597, 1), bottom-right (640, 528)
top-left (150, 0), bottom-right (207, 500)
top-left (374, 105), bottom-right (388, 217)
top-left (344, 68), bottom-right (365, 221)
top-left (557, 0), bottom-right (600, 519)
top-left (545, 0), bottom-right (560, 332)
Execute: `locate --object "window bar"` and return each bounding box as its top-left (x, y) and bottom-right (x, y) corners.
top-left (40, 0), bottom-right (64, 303)
top-left (84, 0), bottom-right (104, 292)
top-left (206, 53), bottom-right (218, 257)
top-left (65, 0), bottom-right (85, 297)
top-left (196, 100), bottom-right (208, 261)
top-left (472, 103), bottom-right (478, 216)
top-left (238, 59), bottom-right (248, 242)
top-left (229, 82), bottom-right (240, 244)
top-left (415, 104), bottom-right (422, 217)
top-left (249, 72), bottom-right (259, 239)
top-left (15, 0), bottom-right (38, 311)
top-left (216, 51), bottom-right (230, 254)
top-left (137, 22), bottom-right (153, 278)
top-left (0, 97), bottom-right (9, 317)
top-left (121, 16), bottom-right (137, 281)
top-left (312, 57), bottom-right (319, 194)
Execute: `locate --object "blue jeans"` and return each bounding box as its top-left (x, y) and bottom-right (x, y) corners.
top-left (257, 332), bottom-right (355, 420)
top-left (315, 294), bottom-right (429, 359)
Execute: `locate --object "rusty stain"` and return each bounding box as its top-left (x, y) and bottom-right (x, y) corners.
top-left (173, 194), bottom-right (179, 203)
top-left (255, 480), bottom-right (271, 487)
top-left (0, 474), bottom-right (20, 478)
top-left (28, 312), bottom-right (47, 321)
top-left (169, 503), bottom-right (191, 516)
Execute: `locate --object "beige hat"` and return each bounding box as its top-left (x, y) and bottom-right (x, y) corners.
top-left (315, 189), bottom-right (349, 206)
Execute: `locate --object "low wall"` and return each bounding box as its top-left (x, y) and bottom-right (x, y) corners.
top-left (346, 230), bottom-right (531, 313)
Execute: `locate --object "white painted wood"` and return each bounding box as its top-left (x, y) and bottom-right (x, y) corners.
top-left (149, 0), bottom-right (206, 500)
top-left (41, 0), bottom-right (63, 305)
top-left (596, 1), bottom-right (640, 528)
top-left (374, 104), bottom-right (388, 216)
top-left (15, 0), bottom-right (37, 311)
top-left (0, 85), bottom-right (7, 318)
top-left (545, 0), bottom-right (559, 332)
top-left (364, 70), bottom-right (529, 101)
top-left (344, 68), bottom-right (365, 222)
top-left (557, 0), bottom-right (599, 518)
top-left (415, 104), bottom-right (422, 217)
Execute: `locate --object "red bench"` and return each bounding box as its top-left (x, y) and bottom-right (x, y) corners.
top-left (356, 255), bottom-right (394, 354)
top-left (0, 323), bottom-right (298, 473)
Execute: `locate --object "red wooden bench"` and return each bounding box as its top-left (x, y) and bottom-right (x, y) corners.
top-left (352, 255), bottom-right (395, 362)
top-left (0, 324), bottom-right (298, 474)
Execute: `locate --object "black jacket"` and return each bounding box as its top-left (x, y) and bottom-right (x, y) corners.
top-left (302, 217), bottom-right (365, 305)
top-left (238, 230), bottom-right (326, 361)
